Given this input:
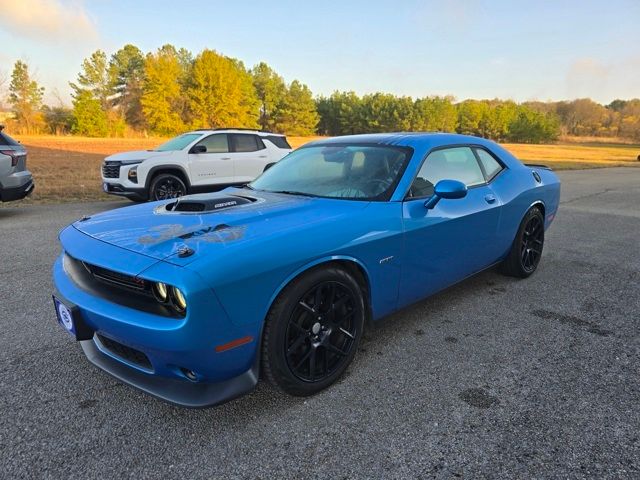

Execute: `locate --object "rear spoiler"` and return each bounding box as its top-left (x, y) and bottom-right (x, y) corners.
top-left (525, 163), bottom-right (552, 171)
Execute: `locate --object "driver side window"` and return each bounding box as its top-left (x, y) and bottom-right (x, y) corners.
top-left (409, 147), bottom-right (485, 198)
top-left (194, 134), bottom-right (229, 153)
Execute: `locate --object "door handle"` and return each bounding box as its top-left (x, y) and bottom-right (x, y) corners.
top-left (484, 194), bottom-right (496, 204)
top-left (258, 155), bottom-right (268, 158)
top-left (221, 157), bottom-right (231, 160)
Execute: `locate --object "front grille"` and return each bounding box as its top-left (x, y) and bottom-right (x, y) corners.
top-left (102, 162), bottom-right (121, 178)
top-left (64, 254), bottom-right (184, 319)
top-left (96, 334), bottom-right (152, 370)
top-left (82, 261), bottom-right (149, 292)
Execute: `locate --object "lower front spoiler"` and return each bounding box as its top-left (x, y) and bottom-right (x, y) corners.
top-left (81, 338), bottom-right (259, 408)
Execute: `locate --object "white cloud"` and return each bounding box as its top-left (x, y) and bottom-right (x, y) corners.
top-left (0, 0), bottom-right (97, 42)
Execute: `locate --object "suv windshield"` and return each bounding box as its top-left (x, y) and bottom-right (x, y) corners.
top-left (250, 144), bottom-right (412, 200)
top-left (155, 133), bottom-right (202, 152)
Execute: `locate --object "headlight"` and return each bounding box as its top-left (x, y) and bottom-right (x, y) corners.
top-left (171, 287), bottom-right (187, 312)
top-left (152, 282), bottom-right (168, 302)
top-left (128, 166), bottom-right (138, 183)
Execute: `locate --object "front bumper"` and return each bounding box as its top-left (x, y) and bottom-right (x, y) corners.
top-left (0, 177), bottom-right (34, 202)
top-left (52, 227), bottom-right (261, 407)
top-left (103, 181), bottom-right (148, 201)
top-left (80, 335), bottom-right (258, 408)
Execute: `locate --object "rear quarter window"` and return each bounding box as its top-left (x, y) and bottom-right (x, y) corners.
top-left (265, 135), bottom-right (291, 149)
top-left (0, 132), bottom-right (21, 146)
top-left (474, 148), bottom-right (504, 181)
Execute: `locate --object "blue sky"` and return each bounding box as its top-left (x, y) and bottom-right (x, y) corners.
top-left (1, 0), bottom-right (639, 106)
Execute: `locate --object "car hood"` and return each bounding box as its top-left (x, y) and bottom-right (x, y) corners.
top-left (104, 150), bottom-right (171, 162)
top-left (71, 189), bottom-right (370, 267)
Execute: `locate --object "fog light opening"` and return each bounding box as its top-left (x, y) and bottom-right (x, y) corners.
top-left (180, 367), bottom-right (198, 382)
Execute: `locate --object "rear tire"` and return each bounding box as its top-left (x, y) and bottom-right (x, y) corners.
top-left (149, 173), bottom-right (187, 201)
top-left (501, 206), bottom-right (545, 278)
top-left (262, 266), bottom-right (365, 396)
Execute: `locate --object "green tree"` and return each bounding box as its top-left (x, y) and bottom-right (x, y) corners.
top-left (412, 96), bottom-right (457, 132)
top-left (479, 100), bottom-right (518, 141)
top-left (42, 105), bottom-right (73, 134)
top-left (251, 62), bottom-right (286, 131)
top-left (273, 80), bottom-right (319, 135)
top-left (507, 106), bottom-right (559, 143)
top-left (316, 91), bottom-right (364, 135)
top-left (8, 60), bottom-right (44, 133)
top-left (187, 49), bottom-right (259, 129)
top-left (457, 100), bottom-right (488, 136)
top-left (71, 90), bottom-right (108, 136)
top-left (360, 93), bottom-right (413, 132)
top-left (109, 44), bottom-right (145, 129)
top-left (70, 50), bottom-right (112, 110)
top-left (140, 47), bottom-right (187, 135)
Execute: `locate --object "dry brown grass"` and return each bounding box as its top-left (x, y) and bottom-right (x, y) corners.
top-left (6, 134), bottom-right (639, 204)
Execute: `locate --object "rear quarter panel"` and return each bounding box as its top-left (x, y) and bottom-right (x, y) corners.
top-left (491, 165), bottom-right (561, 258)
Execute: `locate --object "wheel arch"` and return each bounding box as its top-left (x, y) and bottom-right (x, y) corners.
top-left (145, 165), bottom-right (191, 190)
top-left (266, 256), bottom-right (373, 325)
top-left (530, 200), bottom-right (545, 218)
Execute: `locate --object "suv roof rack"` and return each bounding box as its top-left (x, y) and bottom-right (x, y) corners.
top-left (191, 127), bottom-right (285, 136)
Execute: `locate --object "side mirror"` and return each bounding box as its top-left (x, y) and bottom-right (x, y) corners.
top-left (424, 179), bottom-right (467, 209)
top-left (191, 144), bottom-right (206, 154)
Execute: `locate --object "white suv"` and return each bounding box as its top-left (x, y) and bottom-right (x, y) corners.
top-left (101, 129), bottom-right (292, 201)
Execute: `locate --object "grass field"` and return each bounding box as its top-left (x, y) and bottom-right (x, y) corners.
top-left (6, 134), bottom-right (640, 204)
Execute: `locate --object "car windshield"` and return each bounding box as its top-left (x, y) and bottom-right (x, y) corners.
top-left (155, 133), bottom-right (202, 152)
top-left (250, 144), bottom-right (412, 200)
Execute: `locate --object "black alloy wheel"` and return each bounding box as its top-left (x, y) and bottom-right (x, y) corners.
top-left (521, 214), bottom-right (544, 273)
top-left (285, 281), bottom-right (359, 382)
top-left (501, 206), bottom-right (545, 278)
top-left (262, 267), bottom-right (365, 396)
top-left (150, 174), bottom-right (186, 201)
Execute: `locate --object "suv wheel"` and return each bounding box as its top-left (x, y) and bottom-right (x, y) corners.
top-left (150, 174), bottom-right (187, 201)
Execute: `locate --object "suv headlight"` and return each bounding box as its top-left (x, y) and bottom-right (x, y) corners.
top-left (128, 166), bottom-right (138, 183)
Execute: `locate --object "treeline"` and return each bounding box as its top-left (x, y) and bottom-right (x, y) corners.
top-left (3, 44), bottom-right (640, 143)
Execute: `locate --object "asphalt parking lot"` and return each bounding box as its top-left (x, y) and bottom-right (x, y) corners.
top-left (1, 167), bottom-right (639, 479)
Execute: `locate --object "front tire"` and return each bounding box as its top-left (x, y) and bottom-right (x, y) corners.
top-left (262, 266), bottom-right (365, 396)
top-left (501, 206), bottom-right (545, 278)
top-left (149, 173), bottom-right (187, 201)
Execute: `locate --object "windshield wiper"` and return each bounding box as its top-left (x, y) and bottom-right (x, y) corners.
top-left (240, 184), bottom-right (255, 190)
top-left (270, 190), bottom-right (318, 197)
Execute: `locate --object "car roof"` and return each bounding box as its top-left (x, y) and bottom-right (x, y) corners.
top-left (188, 128), bottom-right (285, 136)
top-left (304, 132), bottom-right (496, 148)
top-left (303, 132), bottom-right (524, 172)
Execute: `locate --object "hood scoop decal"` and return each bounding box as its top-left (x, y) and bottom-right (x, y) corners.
top-left (166, 195), bottom-right (254, 213)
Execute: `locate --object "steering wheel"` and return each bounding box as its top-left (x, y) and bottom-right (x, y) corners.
top-left (363, 178), bottom-right (391, 196)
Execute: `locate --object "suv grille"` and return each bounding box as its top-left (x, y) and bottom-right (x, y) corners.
top-left (102, 162), bottom-right (120, 178)
top-left (96, 334), bottom-right (152, 370)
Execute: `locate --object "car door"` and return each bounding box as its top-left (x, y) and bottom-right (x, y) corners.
top-left (230, 134), bottom-right (270, 183)
top-left (188, 134), bottom-right (235, 186)
top-left (399, 146), bottom-right (503, 306)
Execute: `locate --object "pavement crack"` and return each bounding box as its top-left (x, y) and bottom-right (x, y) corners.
top-left (560, 188), bottom-right (612, 205)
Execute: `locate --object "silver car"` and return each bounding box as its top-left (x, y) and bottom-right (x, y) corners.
top-left (0, 126), bottom-right (34, 202)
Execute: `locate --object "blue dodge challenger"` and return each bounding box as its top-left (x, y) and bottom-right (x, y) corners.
top-left (52, 133), bottom-right (560, 407)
